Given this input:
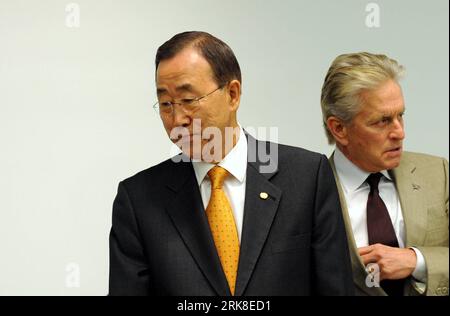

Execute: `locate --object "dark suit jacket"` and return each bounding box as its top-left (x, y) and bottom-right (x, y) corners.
top-left (109, 135), bottom-right (354, 295)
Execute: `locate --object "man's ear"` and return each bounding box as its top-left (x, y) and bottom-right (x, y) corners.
top-left (326, 116), bottom-right (349, 146)
top-left (227, 80), bottom-right (241, 111)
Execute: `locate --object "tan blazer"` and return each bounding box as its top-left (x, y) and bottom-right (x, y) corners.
top-left (330, 151), bottom-right (449, 296)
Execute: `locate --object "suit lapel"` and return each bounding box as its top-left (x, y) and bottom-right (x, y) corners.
top-left (390, 157), bottom-right (427, 247)
top-left (164, 157), bottom-right (231, 296)
top-left (164, 134), bottom-right (283, 296)
top-left (330, 152), bottom-right (424, 296)
top-left (234, 135), bottom-right (281, 296)
top-left (329, 153), bottom-right (385, 296)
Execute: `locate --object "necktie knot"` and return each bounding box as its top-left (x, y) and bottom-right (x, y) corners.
top-left (367, 172), bottom-right (383, 192)
top-left (208, 166), bottom-right (229, 190)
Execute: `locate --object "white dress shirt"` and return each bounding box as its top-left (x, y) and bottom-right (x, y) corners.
top-left (333, 147), bottom-right (427, 284)
top-left (192, 126), bottom-right (247, 243)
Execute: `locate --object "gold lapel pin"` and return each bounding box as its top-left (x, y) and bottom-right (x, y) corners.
top-left (260, 192), bottom-right (269, 200)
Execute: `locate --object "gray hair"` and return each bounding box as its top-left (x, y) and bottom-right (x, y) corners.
top-left (320, 52), bottom-right (405, 144)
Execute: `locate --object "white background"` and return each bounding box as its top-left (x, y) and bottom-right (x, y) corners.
top-left (0, 0), bottom-right (448, 295)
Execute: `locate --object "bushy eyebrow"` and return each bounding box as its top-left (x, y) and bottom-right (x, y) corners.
top-left (157, 84), bottom-right (196, 97)
top-left (368, 108), bottom-right (406, 124)
top-left (380, 108), bottom-right (406, 118)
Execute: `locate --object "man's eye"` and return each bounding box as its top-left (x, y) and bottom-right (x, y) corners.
top-left (373, 118), bottom-right (389, 126)
top-left (181, 99), bottom-right (195, 105)
top-left (160, 102), bottom-right (172, 107)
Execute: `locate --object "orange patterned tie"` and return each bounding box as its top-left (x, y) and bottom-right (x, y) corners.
top-left (206, 166), bottom-right (240, 295)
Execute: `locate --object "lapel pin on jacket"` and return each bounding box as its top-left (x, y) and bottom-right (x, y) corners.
top-left (260, 192), bottom-right (269, 200)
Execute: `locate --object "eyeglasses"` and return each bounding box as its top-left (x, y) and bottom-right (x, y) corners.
top-left (153, 85), bottom-right (224, 115)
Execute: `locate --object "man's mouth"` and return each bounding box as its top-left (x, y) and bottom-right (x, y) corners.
top-left (387, 146), bottom-right (402, 152)
top-left (385, 146), bottom-right (402, 156)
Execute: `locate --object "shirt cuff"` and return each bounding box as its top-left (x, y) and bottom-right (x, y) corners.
top-left (410, 247), bottom-right (427, 283)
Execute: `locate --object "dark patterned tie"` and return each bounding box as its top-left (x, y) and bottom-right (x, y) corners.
top-left (366, 173), bottom-right (404, 296)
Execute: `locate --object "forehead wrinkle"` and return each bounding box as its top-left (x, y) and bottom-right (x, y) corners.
top-left (157, 82), bottom-right (198, 98)
top-left (175, 83), bottom-right (195, 93)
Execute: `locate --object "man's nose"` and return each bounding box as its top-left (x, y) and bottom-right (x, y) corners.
top-left (389, 119), bottom-right (405, 140)
top-left (172, 105), bottom-right (191, 128)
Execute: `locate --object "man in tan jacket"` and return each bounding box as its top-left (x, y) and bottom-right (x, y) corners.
top-left (320, 52), bottom-right (448, 296)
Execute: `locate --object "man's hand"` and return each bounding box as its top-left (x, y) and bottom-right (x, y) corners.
top-left (358, 244), bottom-right (417, 280)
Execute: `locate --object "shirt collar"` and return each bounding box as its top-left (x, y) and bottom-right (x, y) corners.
top-left (192, 125), bottom-right (247, 186)
top-left (333, 147), bottom-right (392, 193)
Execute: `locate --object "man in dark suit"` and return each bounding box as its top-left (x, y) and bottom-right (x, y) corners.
top-left (109, 31), bottom-right (353, 296)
